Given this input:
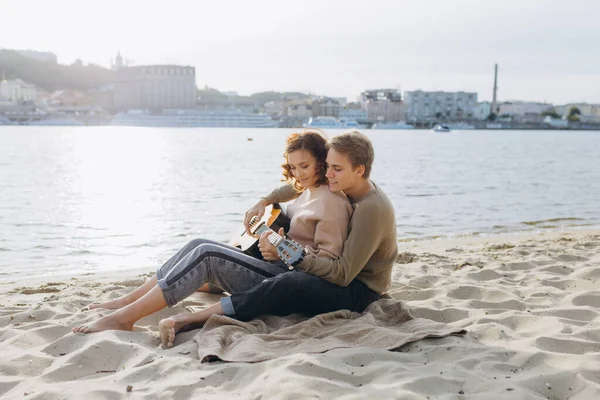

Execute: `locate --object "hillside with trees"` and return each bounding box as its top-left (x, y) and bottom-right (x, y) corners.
top-left (2, 49), bottom-right (314, 105)
top-left (197, 88), bottom-right (312, 104)
top-left (0, 50), bottom-right (117, 92)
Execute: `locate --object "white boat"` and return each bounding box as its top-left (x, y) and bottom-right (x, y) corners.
top-left (28, 118), bottom-right (84, 126)
top-left (433, 124), bottom-right (451, 132)
top-left (338, 118), bottom-right (361, 128)
top-left (110, 109), bottom-right (279, 128)
top-left (372, 122), bottom-right (414, 130)
top-left (448, 123), bottom-right (475, 130)
top-left (304, 116), bottom-right (343, 129)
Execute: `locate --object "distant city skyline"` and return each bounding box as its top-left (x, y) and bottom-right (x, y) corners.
top-left (2, 0), bottom-right (599, 104)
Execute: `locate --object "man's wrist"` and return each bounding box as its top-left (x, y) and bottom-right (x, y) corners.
top-left (259, 197), bottom-right (270, 206)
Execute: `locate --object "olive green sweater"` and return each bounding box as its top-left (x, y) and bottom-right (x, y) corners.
top-left (265, 182), bottom-right (397, 294)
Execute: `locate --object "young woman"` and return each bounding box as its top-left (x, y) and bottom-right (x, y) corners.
top-left (73, 130), bottom-right (353, 348)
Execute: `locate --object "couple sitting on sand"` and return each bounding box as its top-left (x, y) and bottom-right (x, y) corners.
top-left (73, 130), bottom-right (398, 348)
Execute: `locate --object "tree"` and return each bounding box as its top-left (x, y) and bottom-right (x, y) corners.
top-left (567, 107), bottom-right (581, 122)
top-left (541, 109), bottom-right (561, 119)
top-left (197, 86), bottom-right (228, 101)
top-left (345, 102), bottom-right (362, 110)
top-left (249, 91), bottom-right (311, 105)
top-left (249, 91), bottom-right (281, 105)
top-left (487, 112), bottom-right (497, 121)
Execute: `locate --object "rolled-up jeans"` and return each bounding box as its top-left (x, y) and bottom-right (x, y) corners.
top-left (156, 239), bottom-right (381, 321)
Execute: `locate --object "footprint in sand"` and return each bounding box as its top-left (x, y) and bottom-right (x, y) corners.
top-left (501, 261), bottom-right (536, 271)
top-left (538, 308), bottom-right (599, 323)
top-left (409, 307), bottom-right (469, 323)
top-left (534, 336), bottom-right (600, 355)
top-left (42, 340), bottom-right (155, 381)
top-left (407, 275), bottom-right (442, 289)
top-left (466, 269), bottom-right (504, 281)
top-left (0, 354), bottom-right (53, 377)
top-left (579, 240), bottom-right (600, 249)
top-left (572, 293), bottom-right (600, 307)
top-left (447, 285), bottom-right (483, 300)
top-left (389, 289), bottom-right (437, 301)
top-left (468, 299), bottom-right (527, 312)
top-left (572, 266), bottom-right (600, 280)
top-left (539, 278), bottom-right (577, 291)
top-left (554, 254), bottom-right (589, 263)
top-left (18, 286), bottom-right (62, 295)
top-left (539, 264), bottom-right (574, 276)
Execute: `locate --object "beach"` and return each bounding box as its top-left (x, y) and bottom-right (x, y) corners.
top-left (1, 229), bottom-right (599, 399)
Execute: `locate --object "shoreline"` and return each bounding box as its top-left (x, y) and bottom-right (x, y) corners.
top-left (2, 225), bottom-right (599, 285)
top-left (1, 229), bottom-right (599, 398)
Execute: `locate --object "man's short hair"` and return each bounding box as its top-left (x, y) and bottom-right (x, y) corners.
top-left (327, 130), bottom-right (374, 179)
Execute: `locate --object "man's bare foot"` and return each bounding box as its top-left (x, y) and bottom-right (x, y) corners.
top-left (88, 297), bottom-right (130, 310)
top-left (72, 315), bottom-right (134, 333)
top-left (159, 313), bottom-right (192, 348)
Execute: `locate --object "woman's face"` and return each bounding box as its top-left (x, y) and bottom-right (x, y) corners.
top-left (287, 149), bottom-right (320, 189)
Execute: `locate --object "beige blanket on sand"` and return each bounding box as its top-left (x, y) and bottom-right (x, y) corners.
top-left (193, 299), bottom-right (466, 363)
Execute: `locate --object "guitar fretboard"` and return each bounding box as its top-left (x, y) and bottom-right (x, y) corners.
top-left (252, 222), bottom-right (283, 246)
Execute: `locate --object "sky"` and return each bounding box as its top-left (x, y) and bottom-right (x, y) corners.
top-left (1, 0), bottom-right (599, 104)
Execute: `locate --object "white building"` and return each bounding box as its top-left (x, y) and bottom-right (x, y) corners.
top-left (263, 101), bottom-right (282, 116)
top-left (404, 90), bottom-right (477, 121)
top-left (284, 100), bottom-right (312, 118)
top-left (0, 78), bottom-right (37, 104)
top-left (332, 97), bottom-right (348, 106)
top-left (555, 103), bottom-right (600, 118)
top-left (312, 97), bottom-right (341, 118)
top-left (360, 89), bottom-right (405, 122)
top-left (113, 65), bottom-right (196, 111)
top-left (473, 102), bottom-right (491, 120)
top-left (498, 101), bottom-right (553, 116)
top-left (339, 108), bottom-right (367, 121)
top-left (579, 114), bottom-right (600, 123)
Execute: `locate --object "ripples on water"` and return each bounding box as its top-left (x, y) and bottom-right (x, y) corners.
top-left (0, 127), bottom-right (598, 278)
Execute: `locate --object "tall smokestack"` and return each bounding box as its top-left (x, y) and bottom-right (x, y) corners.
top-left (491, 64), bottom-right (498, 115)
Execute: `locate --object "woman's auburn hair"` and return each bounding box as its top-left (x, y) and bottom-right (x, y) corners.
top-left (281, 129), bottom-right (329, 191)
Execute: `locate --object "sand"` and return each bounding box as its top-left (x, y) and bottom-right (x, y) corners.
top-left (1, 229), bottom-right (599, 399)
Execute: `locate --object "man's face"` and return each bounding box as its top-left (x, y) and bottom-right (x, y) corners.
top-left (325, 148), bottom-right (363, 193)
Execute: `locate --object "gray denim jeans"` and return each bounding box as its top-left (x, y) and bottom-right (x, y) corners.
top-left (156, 238), bottom-right (381, 320)
top-left (156, 238), bottom-right (289, 315)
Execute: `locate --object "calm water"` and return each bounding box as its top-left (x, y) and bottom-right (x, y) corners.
top-left (1, 127), bottom-right (599, 280)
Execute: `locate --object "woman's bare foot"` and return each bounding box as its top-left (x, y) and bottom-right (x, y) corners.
top-left (88, 297), bottom-right (131, 310)
top-left (72, 314), bottom-right (134, 333)
top-left (159, 313), bottom-right (193, 348)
